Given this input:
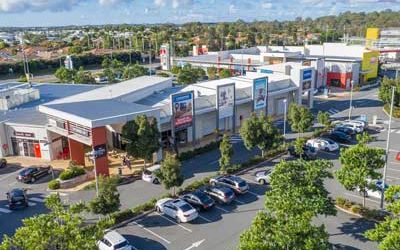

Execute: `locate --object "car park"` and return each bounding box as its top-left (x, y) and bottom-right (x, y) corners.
top-left (16, 166), bottom-right (51, 183)
top-left (142, 164), bottom-right (160, 184)
top-left (325, 131), bottom-right (352, 144)
top-left (155, 198), bottom-right (198, 223)
top-left (306, 138), bottom-right (339, 152)
top-left (7, 188), bottom-right (28, 210)
top-left (98, 230), bottom-right (133, 250)
top-left (209, 175), bottom-right (249, 194)
top-left (334, 126), bottom-right (356, 137)
top-left (202, 186), bottom-right (235, 204)
top-left (288, 145), bottom-right (317, 160)
top-left (340, 122), bottom-right (363, 133)
top-left (180, 190), bottom-right (215, 211)
top-left (254, 169), bottom-right (272, 185)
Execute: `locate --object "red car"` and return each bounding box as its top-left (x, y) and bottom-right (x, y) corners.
top-left (396, 152), bottom-right (400, 161)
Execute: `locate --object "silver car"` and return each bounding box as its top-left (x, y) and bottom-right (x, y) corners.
top-left (209, 175), bottom-right (249, 194)
top-left (254, 169), bottom-right (272, 185)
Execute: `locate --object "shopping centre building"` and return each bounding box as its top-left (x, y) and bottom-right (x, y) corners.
top-left (0, 72), bottom-right (313, 176)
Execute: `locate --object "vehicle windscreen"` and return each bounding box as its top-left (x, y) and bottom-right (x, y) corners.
top-left (237, 181), bottom-right (247, 187)
top-left (180, 204), bottom-right (193, 212)
top-left (194, 192), bottom-right (211, 203)
top-left (11, 195), bottom-right (24, 202)
top-left (114, 240), bottom-right (128, 248)
top-left (143, 170), bottom-right (152, 175)
top-left (224, 189), bottom-right (234, 197)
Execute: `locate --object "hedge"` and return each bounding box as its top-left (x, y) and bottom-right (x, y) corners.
top-left (384, 104), bottom-right (400, 118)
top-left (48, 179), bottom-right (60, 190)
top-left (335, 196), bottom-right (386, 221)
top-left (59, 166), bottom-right (86, 181)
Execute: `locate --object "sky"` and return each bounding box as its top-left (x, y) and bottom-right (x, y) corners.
top-left (0, 0), bottom-right (400, 27)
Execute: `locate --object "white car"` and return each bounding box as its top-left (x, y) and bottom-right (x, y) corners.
top-left (348, 119), bottom-right (367, 128)
top-left (340, 122), bottom-right (364, 133)
top-left (142, 164), bottom-right (160, 184)
top-left (254, 169), bottom-right (272, 185)
top-left (98, 230), bottom-right (132, 250)
top-left (357, 179), bottom-right (388, 199)
top-left (306, 138), bottom-right (339, 152)
top-left (155, 198), bottom-right (198, 223)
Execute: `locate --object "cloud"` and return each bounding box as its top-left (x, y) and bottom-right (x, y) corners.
top-left (261, 2), bottom-right (272, 9)
top-left (229, 4), bottom-right (237, 14)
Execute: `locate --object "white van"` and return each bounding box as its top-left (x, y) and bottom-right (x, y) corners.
top-left (142, 164), bottom-right (161, 184)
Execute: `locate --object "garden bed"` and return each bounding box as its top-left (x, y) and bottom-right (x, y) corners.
top-left (335, 196), bottom-right (387, 222)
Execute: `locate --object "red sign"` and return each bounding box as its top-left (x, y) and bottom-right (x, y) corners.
top-left (175, 115), bottom-right (193, 127)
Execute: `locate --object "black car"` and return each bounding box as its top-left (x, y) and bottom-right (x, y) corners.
top-left (17, 166), bottom-right (51, 183)
top-left (288, 145), bottom-right (317, 160)
top-left (7, 188), bottom-right (28, 210)
top-left (0, 158), bottom-right (6, 168)
top-left (180, 190), bottom-right (215, 211)
top-left (334, 126), bottom-right (356, 137)
top-left (326, 131), bottom-right (352, 144)
top-left (202, 186), bottom-right (235, 204)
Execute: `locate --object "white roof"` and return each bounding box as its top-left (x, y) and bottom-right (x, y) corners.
top-left (104, 230), bottom-right (127, 245)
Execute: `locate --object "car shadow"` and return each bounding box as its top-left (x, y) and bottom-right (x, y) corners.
top-left (331, 243), bottom-right (362, 250)
top-left (336, 217), bottom-right (376, 243)
top-left (0, 164), bottom-right (23, 175)
top-left (122, 234), bottom-right (167, 250)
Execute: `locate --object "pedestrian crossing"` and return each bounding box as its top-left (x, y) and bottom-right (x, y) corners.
top-left (0, 194), bottom-right (47, 214)
top-left (229, 135), bottom-right (243, 144)
top-left (379, 128), bottom-right (400, 134)
top-left (327, 108), bottom-right (340, 116)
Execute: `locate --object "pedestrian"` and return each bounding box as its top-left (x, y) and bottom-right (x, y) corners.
top-left (122, 156), bottom-right (127, 166)
top-left (126, 158), bottom-right (132, 170)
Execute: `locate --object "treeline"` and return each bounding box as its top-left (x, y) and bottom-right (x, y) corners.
top-left (0, 51), bottom-right (142, 76)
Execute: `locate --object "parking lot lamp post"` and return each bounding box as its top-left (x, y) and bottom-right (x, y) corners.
top-left (348, 80), bottom-right (354, 120)
top-left (283, 99), bottom-right (287, 139)
top-left (380, 86), bottom-right (396, 209)
top-left (90, 150), bottom-right (99, 198)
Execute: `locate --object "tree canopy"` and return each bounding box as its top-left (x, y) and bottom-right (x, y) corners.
top-left (288, 104), bottom-right (314, 136)
top-left (219, 134), bottom-right (233, 173)
top-left (89, 175), bottom-right (121, 215)
top-left (158, 153), bottom-right (184, 196)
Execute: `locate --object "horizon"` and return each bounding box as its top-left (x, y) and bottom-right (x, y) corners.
top-left (0, 0), bottom-right (400, 27)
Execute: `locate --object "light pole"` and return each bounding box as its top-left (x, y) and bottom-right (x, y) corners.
top-left (380, 86), bottom-right (396, 209)
top-left (348, 80), bottom-right (354, 120)
top-left (90, 150), bottom-right (99, 197)
top-left (283, 99), bottom-right (287, 139)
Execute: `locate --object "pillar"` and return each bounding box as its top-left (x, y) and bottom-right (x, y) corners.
top-left (91, 126), bottom-right (109, 176)
top-left (68, 138), bottom-right (85, 165)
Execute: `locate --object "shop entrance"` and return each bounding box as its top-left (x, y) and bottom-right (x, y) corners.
top-left (11, 138), bottom-right (41, 158)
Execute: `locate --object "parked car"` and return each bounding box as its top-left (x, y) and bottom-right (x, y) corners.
top-left (142, 164), bottom-right (160, 184)
top-left (209, 175), bottom-right (249, 194)
top-left (340, 122), bottom-right (363, 133)
top-left (155, 198), bottom-right (198, 223)
top-left (288, 145), bottom-right (317, 160)
top-left (334, 126), bottom-right (356, 137)
top-left (254, 169), bottom-right (272, 185)
top-left (325, 131), bottom-right (352, 144)
top-left (16, 166), bottom-right (51, 183)
top-left (0, 158), bottom-right (7, 168)
top-left (306, 138), bottom-right (339, 152)
top-left (202, 186), bottom-right (235, 204)
top-left (7, 188), bottom-right (28, 210)
top-left (396, 152), bottom-right (400, 161)
top-left (357, 179), bottom-right (392, 199)
top-left (348, 119), bottom-right (368, 129)
top-left (180, 190), bottom-right (215, 211)
top-left (97, 230), bottom-right (132, 250)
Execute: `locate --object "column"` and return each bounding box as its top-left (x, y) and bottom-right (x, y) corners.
top-left (91, 126), bottom-right (109, 176)
top-left (68, 138), bottom-right (85, 165)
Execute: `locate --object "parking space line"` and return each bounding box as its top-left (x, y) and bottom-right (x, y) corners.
top-left (155, 212), bottom-right (193, 233)
top-left (344, 193), bottom-right (380, 204)
top-left (132, 221), bottom-right (171, 244)
top-left (390, 161), bottom-right (400, 165)
top-left (28, 202), bottom-right (37, 206)
top-left (29, 197), bottom-right (45, 203)
top-left (388, 168), bottom-right (400, 172)
top-left (0, 208), bottom-right (12, 213)
top-left (131, 245), bottom-right (139, 250)
top-left (214, 205), bottom-right (229, 213)
top-left (0, 170), bottom-right (18, 182)
top-left (197, 214), bottom-right (212, 223)
top-left (239, 176), bottom-right (259, 184)
top-left (247, 190), bottom-right (260, 197)
top-left (387, 175), bottom-right (400, 180)
top-left (235, 199), bottom-right (245, 205)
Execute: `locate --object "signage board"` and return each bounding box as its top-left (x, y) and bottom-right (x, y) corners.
top-left (217, 84), bottom-right (235, 119)
top-left (93, 144), bottom-right (107, 159)
top-left (171, 91), bottom-right (194, 130)
top-left (260, 69), bottom-right (273, 74)
top-left (14, 131), bottom-right (35, 138)
top-left (253, 77), bottom-right (267, 110)
top-left (303, 69), bottom-right (312, 81)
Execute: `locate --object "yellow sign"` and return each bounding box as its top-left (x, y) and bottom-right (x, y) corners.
top-left (362, 50), bottom-right (379, 82)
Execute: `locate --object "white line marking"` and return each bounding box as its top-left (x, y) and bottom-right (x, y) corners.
top-left (388, 168), bottom-right (400, 172)
top-left (8, 181), bottom-right (17, 186)
top-left (234, 199), bottom-right (245, 205)
top-left (396, 130), bottom-right (400, 134)
top-left (131, 245), bottom-right (139, 250)
top-left (0, 208), bottom-right (12, 213)
top-left (29, 197), bottom-right (45, 203)
top-left (390, 161), bottom-right (400, 165)
top-left (387, 175), bottom-right (400, 180)
top-left (156, 212), bottom-right (192, 233)
top-left (197, 215), bottom-right (212, 223)
top-left (0, 170), bottom-right (18, 182)
top-left (344, 193), bottom-right (380, 204)
top-left (214, 205), bottom-right (229, 213)
top-left (247, 190), bottom-right (260, 197)
top-left (132, 221), bottom-right (171, 244)
top-left (28, 202), bottom-right (36, 206)
top-left (49, 192), bottom-right (68, 197)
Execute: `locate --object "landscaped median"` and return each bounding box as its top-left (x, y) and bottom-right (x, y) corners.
top-left (48, 161), bottom-right (93, 190)
top-left (335, 196), bottom-right (387, 222)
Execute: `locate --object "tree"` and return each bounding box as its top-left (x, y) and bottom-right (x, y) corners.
top-left (68, 45), bottom-right (83, 54)
top-left (335, 144), bottom-right (385, 207)
top-left (219, 134), bottom-right (233, 173)
top-left (288, 104), bottom-right (314, 137)
top-left (158, 153), bottom-right (184, 196)
top-left (0, 41), bottom-right (8, 49)
top-left (365, 185), bottom-right (400, 250)
top-left (122, 64), bottom-right (147, 80)
top-left (356, 132), bottom-right (373, 145)
top-left (317, 111), bottom-right (331, 128)
top-left (207, 66), bottom-right (217, 80)
top-left (171, 65), bottom-right (181, 75)
top-left (89, 175), bottom-right (120, 215)
top-left (55, 67), bottom-right (76, 83)
top-left (74, 66), bottom-right (96, 84)
top-left (378, 77), bottom-right (400, 108)
top-left (294, 137), bottom-right (307, 159)
top-left (122, 115), bottom-right (160, 169)
top-left (240, 113), bottom-right (282, 157)
top-left (238, 160), bottom-right (335, 250)
top-left (219, 69), bottom-right (231, 79)
top-left (0, 194), bottom-right (108, 250)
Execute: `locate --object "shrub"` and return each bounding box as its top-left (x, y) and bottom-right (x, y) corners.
top-left (350, 204), bottom-right (362, 214)
top-left (132, 198), bottom-right (158, 214)
top-left (48, 180), bottom-right (60, 190)
top-left (110, 209), bottom-right (136, 224)
top-left (182, 177), bottom-right (212, 193)
top-left (335, 196), bottom-right (346, 207)
top-left (178, 141), bottom-right (220, 161)
top-left (344, 199), bottom-right (353, 209)
top-left (384, 104), bottom-right (400, 118)
top-left (59, 165), bottom-right (86, 180)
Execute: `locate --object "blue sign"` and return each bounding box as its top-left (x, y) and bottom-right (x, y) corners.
top-left (303, 69), bottom-right (312, 80)
top-left (253, 78), bottom-right (267, 110)
top-left (260, 69), bottom-right (273, 74)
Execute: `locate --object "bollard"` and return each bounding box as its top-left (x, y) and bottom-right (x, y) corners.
top-left (118, 167), bottom-right (123, 176)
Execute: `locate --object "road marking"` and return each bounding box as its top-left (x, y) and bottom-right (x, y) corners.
top-left (396, 130), bottom-right (400, 134)
top-left (214, 205), bottom-right (229, 213)
top-left (234, 199), bottom-right (245, 205)
top-left (28, 202), bottom-right (37, 206)
top-left (0, 208), bottom-right (12, 213)
top-left (388, 167), bottom-right (400, 172)
top-left (8, 181), bottom-right (17, 186)
top-left (132, 221), bottom-right (171, 244)
top-left (387, 175), bottom-right (400, 180)
top-left (247, 190), bottom-right (260, 197)
top-left (156, 212), bottom-right (192, 233)
top-left (208, 160), bottom-right (218, 165)
top-left (390, 161), bottom-right (400, 165)
top-left (49, 192), bottom-right (68, 197)
top-left (344, 193), bottom-right (380, 204)
top-left (184, 239), bottom-right (205, 250)
top-left (197, 214), bottom-right (212, 223)
top-left (0, 170), bottom-right (19, 182)
top-left (29, 197), bottom-right (45, 203)
top-left (131, 245), bottom-right (139, 250)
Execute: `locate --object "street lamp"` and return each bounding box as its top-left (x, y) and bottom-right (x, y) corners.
top-left (89, 150), bottom-right (100, 197)
top-left (380, 86), bottom-right (396, 209)
top-left (348, 80), bottom-right (354, 120)
top-left (283, 99), bottom-right (287, 139)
